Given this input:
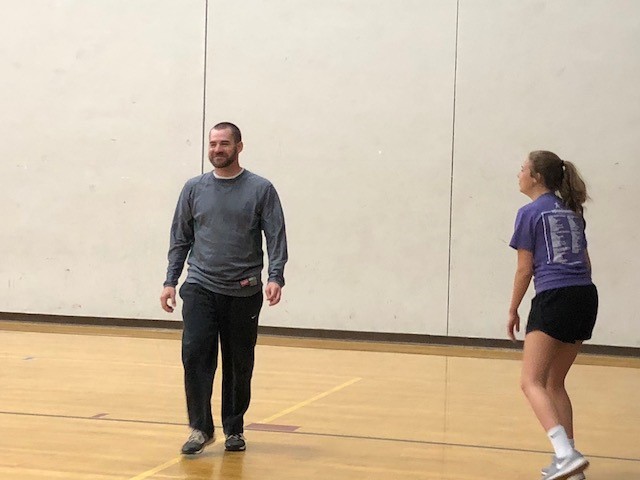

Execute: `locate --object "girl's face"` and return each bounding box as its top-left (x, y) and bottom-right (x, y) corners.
top-left (518, 159), bottom-right (537, 194)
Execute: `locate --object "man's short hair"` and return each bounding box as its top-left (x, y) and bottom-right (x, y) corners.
top-left (212, 122), bottom-right (242, 143)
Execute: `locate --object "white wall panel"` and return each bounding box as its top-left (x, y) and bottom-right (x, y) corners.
top-left (204, 0), bottom-right (457, 333)
top-left (0, 1), bottom-right (206, 318)
top-left (449, 0), bottom-right (640, 346)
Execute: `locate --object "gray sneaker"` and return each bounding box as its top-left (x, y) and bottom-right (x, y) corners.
top-left (225, 433), bottom-right (246, 451)
top-left (542, 450), bottom-right (588, 480)
top-left (541, 455), bottom-right (558, 475)
top-left (541, 453), bottom-right (586, 479)
top-left (181, 429), bottom-right (215, 455)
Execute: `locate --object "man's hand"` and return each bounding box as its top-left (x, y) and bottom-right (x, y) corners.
top-left (160, 286), bottom-right (177, 313)
top-left (265, 282), bottom-right (282, 306)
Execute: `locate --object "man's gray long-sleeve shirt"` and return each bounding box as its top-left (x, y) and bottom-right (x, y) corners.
top-left (164, 169), bottom-right (288, 297)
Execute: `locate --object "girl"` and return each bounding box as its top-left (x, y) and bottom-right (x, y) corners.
top-left (508, 150), bottom-right (597, 480)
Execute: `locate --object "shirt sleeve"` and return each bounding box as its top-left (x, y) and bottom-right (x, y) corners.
top-left (260, 184), bottom-right (288, 287)
top-left (509, 207), bottom-right (535, 252)
top-left (164, 181), bottom-right (195, 287)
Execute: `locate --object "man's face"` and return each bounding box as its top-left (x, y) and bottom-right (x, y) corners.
top-left (208, 128), bottom-right (242, 168)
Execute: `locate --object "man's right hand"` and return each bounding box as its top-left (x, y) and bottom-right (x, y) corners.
top-left (160, 286), bottom-right (177, 313)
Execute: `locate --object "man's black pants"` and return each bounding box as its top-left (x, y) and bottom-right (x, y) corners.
top-left (179, 281), bottom-right (263, 437)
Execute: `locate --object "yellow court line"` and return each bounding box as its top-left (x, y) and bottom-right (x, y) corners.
top-left (128, 456), bottom-right (181, 480)
top-left (259, 377), bottom-right (362, 424)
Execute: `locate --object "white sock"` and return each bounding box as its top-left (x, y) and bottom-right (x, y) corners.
top-left (547, 425), bottom-right (573, 458)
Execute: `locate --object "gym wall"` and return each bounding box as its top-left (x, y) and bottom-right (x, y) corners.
top-left (1, 1), bottom-right (638, 347)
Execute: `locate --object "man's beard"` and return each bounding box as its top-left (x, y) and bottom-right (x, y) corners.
top-left (209, 148), bottom-right (238, 168)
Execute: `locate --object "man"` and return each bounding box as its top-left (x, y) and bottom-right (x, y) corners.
top-left (160, 122), bottom-right (288, 454)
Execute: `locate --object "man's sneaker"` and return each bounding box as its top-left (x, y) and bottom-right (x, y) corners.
top-left (225, 433), bottom-right (246, 451)
top-left (542, 453), bottom-right (586, 479)
top-left (181, 429), bottom-right (215, 455)
top-left (543, 449), bottom-right (589, 480)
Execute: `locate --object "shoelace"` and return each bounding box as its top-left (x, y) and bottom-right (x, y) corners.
top-left (188, 430), bottom-right (205, 443)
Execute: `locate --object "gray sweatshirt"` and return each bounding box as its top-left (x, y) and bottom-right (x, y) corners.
top-left (164, 169), bottom-right (288, 297)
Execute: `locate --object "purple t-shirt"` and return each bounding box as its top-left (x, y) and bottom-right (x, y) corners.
top-left (510, 193), bottom-right (592, 294)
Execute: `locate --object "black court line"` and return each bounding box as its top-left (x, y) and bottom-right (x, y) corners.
top-left (1, 410), bottom-right (637, 464)
top-left (0, 410), bottom-right (186, 427)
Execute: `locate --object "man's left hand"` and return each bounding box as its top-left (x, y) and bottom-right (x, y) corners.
top-left (265, 282), bottom-right (282, 306)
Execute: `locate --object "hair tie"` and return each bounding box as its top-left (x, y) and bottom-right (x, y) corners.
top-left (561, 160), bottom-right (565, 168)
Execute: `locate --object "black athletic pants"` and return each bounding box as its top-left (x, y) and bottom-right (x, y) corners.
top-left (179, 281), bottom-right (263, 437)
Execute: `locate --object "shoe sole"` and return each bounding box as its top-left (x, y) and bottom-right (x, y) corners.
top-left (546, 458), bottom-right (589, 480)
top-left (225, 445), bottom-right (246, 452)
top-left (541, 469), bottom-right (585, 480)
top-left (543, 474), bottom-right (585, 480)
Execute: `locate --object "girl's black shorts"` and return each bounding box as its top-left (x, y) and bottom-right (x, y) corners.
top-left (526, 284), bottom-right (598, 344)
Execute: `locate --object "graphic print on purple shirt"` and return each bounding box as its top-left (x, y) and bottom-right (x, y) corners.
top-left (510, 193), bottom-right (592, 294)
top-left (542, 209), bottom-right (586, 265)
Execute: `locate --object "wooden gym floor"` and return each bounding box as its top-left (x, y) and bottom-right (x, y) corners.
top-left (1, 320), bottom-right (638, 480)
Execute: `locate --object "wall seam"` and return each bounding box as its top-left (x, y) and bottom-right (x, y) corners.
top-left (200, 0), bottom-right (210, 174)
top-left (446, 0), bottom-right (460, 336)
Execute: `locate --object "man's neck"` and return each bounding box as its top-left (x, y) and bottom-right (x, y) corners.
top-left (214, 165), bottom-right (244, 179)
